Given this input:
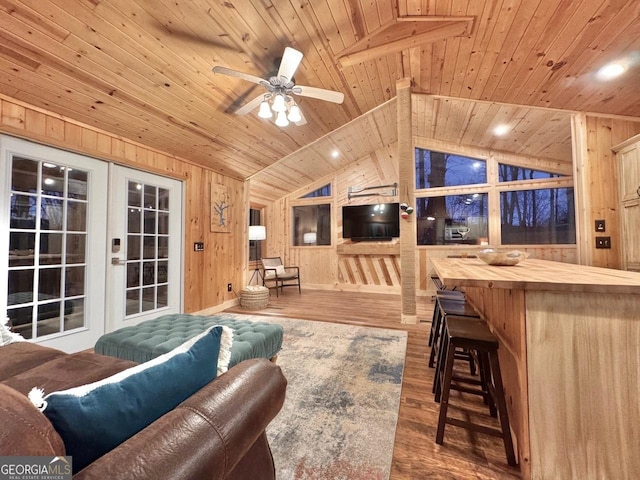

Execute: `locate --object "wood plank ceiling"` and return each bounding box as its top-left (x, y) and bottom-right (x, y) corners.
top-left (0, 0), bottom-right (638, 197)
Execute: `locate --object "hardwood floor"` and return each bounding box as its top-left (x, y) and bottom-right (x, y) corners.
top-left (226, 289), bottom-right (521, 479)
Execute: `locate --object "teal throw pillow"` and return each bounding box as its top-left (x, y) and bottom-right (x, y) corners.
top-left (29, 325), bottom-right (232, 473)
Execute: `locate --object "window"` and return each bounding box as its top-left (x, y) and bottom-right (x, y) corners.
top-left (414, 145), bottom-right (576, 246)
top-left (292, 204), bottom-right (331, 246)
top-left (301, 184), bottom-right (331, 198)
top-left (416, 194), bottom-right (488, 245)
top-left (415, 149), bottom-right (487, 189)
top-left (499, 164), bottom-right (563, 182)
top-left (500, 188), bottom-right (575, 244)
top-left (249, 208), bottom-right (263, 261)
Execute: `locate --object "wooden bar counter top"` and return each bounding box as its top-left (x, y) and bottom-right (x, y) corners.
top-left (430, 257), bottom-right (640, 480)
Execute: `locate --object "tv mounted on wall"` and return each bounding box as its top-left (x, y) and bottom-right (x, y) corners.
top-left (342, 202), bottom-right (400, 241)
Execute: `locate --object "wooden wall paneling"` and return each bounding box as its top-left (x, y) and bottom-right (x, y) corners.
top-left (573, 113), bottom-right (640, 268)
top-left (571, 113), bottom-right (590, 265)
top-left (0, 100), bottom-right (25, 129)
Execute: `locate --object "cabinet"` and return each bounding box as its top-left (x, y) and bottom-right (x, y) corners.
top-left (615, 135), bottom-right (640, 271)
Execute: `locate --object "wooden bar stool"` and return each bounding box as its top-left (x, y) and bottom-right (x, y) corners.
top-left (435, 315), bottom-right (517, 467)
top-left (427, 290), bottom-right (465, 347)
top-left (428, 295), bottom-right (479, 370)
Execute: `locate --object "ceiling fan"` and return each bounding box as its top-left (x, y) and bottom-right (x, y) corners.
top-left (213, 47), bottom-right (344, 127)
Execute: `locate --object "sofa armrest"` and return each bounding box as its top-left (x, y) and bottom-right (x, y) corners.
top-left (75, 358), bottom-right (287, 480)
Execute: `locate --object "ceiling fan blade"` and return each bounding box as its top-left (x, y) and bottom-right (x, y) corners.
top-left (277, 47), bottom-right (303, 83)
top-left (292, 85), bottom-right (344, 104)
top-left (212, 66), bottom-right (267, 87)
top-left (234, 94), bottom-right (265, 116)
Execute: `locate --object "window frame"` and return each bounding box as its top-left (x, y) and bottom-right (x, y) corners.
top-left (291, 202), bottom-right (332, 247)
top-left (414, 143), bottom-right (575, 247)
top-left (248, 205), bottom-right (265, 263)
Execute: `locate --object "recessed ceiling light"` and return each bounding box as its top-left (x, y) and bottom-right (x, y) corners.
top-left (493, 124), bottom-right (510, 136)
top-left (44, 178), bottom-right (55, 185)
top-left (331, 149), bottom-right (340, 158)
top-left (596, 62), bottom-right (627, 81)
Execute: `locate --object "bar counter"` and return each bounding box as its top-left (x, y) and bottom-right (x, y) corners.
top-left (430, 257), bottom-right (640, 480)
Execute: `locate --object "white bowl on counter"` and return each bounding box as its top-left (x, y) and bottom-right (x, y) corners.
top-left (476, 249), bottom-right (530, 266)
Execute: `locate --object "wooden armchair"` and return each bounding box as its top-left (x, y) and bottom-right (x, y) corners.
top-left (261, 257), bottom-right (301, 297)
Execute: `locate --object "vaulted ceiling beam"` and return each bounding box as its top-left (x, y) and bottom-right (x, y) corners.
top-left (337, 16), bottom-right (474, 68)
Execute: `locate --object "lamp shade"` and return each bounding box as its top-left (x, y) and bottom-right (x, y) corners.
top-left (249, 225), bottom-right (266, 241)
top-left (258, 100), bottom-right (272, 119)
top-left (303, 232), bottom-right (317, 244)
top-left (275, 110), bottom-right (289, 127)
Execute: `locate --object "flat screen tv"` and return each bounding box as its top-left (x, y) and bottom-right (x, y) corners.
top-left (342, 202), bottom-right (400, 241)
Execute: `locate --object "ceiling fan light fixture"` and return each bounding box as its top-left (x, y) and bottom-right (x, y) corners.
top-left (258, 100), bottom-right (272, 118)
top-left (288, 104), bottom-right (302, 123)
top-left (272, 94), bottom-right (287, 112)
top-left (275, 110), bottom-right (289, 127)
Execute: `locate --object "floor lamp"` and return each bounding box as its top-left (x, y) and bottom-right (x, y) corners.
top-left (249, 225), bottom-right (266, 285)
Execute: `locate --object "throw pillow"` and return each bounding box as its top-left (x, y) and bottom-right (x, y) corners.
top-left (29, 325), bottom-right (232, 473)
top-left (275, 265), bottom-right (286, 275)
top-left (0, 317), bottom-right (26, 346)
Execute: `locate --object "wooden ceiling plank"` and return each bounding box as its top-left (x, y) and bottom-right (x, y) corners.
top-left (1, 2), bottom-right (286, 163)
top-left (504, 0), bottom-right (599, 106)
top-left (476, 0), bottom-right (545, 102)
top-left (535, 1), bottom-right (640, 110)
top-left (84, 1), bottom-right (303, 157)
top-left (521, 0), bottom-right (635, 107)
top-left (488, 0), bottom-right (582, 105)
top-left (0, 52), bottom-right (277, 178)
top-left (0, 0), bottom-right (69, 41)
top-left (452, 0), bottom-right (526, 100)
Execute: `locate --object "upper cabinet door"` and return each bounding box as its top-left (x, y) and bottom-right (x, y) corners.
top-left (619, 141), bottom-right (640, 203)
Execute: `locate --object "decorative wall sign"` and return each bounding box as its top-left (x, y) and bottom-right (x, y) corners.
top-left (210, 183), bottom-right (232, 233)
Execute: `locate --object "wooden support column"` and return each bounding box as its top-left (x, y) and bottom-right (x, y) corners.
top-left (397, 78), bottom-right (417, 324)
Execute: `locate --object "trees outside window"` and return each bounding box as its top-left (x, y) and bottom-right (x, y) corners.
top-left (500, 188), bottom-right (575, 244)
top-left (415, 147), bottom-right (574, 246)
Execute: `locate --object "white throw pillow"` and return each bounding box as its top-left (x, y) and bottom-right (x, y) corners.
top-left (275, 265), bottom-right (286, 275)
top-left (0, 317), bottom-right (26, 346)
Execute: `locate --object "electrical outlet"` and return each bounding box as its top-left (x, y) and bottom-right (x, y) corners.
top-left (595, 236), bottom-right (611, 249)
top-left (227, 283), bottom-right (232, 292)
top-left (193, 242), bottom-right (204, 252)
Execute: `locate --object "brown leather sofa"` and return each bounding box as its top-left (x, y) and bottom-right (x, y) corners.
top-left (0, 342), bottom-right (287, 479)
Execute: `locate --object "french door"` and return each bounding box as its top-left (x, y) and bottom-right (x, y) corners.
top-left (1, 136), bottom-right (184, 352)
top-left (106, 165), bottom-right (183, 333)
top-left (0, 135), bottom-right (108, 352)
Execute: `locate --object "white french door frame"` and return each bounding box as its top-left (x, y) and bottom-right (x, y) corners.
top-left (0, 135), bottom-right (109, 352)
top-left (105, 164), bottom-right (184, 334)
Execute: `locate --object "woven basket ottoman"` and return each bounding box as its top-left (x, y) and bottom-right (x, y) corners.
top-left (94, 314), bottom-right (283, 367)
top-left (239, 285), bottom-right (270, 309)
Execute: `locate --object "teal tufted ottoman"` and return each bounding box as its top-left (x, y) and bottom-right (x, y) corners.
top-left (94, 314), bottom-right (283, 367)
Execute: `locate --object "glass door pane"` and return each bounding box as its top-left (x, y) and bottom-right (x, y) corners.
top-left (7, 157), bottom-right (89, 340)
top-left (125, 181), bottom-right (171, 317)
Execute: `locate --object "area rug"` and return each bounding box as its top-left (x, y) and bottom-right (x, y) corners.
top-left (222, 313), bottom-right (407, 480)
